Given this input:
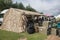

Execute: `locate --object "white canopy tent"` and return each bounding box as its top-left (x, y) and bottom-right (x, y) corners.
top-left (1, 9), bottom-right (8, 14)
top-left (0, 18), bottom-right (3, 22)
top-left (0, 9), bottom-right (8, 22)
top-left (55, 15), bottom-right (60, 19)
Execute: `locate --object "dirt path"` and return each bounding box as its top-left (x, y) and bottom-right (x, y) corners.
top-left (45, 35), bottom-right (60, 40)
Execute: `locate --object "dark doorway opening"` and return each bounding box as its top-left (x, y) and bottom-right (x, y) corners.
top-left (26, 15), bottom-right (35, 34)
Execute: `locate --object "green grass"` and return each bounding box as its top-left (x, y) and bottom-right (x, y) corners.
top-left (0, 29), bottom-right (47, 40)
top-left (0, 29), bottom-right (20, 40)
top-left (20, 33), bottom-right (47, 40)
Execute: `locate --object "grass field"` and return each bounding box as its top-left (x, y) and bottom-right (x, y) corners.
top-left (0, 29), bottom-right (47, 40)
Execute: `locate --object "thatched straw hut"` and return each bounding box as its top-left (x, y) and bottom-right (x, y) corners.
top-left (0, 8), bottom-right (43, 33)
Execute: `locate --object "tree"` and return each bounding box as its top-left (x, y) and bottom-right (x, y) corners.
top-left (11, 2), bottom-right (18, 8)
top-left (0, 0), bottom-right (36, 12)
top-left (40, 12), bottom-right (43, 14)
top-left (0, 0), bottom-right (5, 11)
top-left (4, 0), bottom-right (12, 8)
top-left (0, 0), bottom-right (12, 11)
top-left (18, 3), bottom-right (25, 9)
top-left (25, 5), bottom-right (36, 12)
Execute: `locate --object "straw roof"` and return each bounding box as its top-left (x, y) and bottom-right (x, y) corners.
top-left (14, 8), bottom-right (43, 15)
top-left (0, 8), bottom-right (44, 33)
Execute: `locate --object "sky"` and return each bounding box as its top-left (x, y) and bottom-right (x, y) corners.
top-left (12, 0), bottom-right (60, 16)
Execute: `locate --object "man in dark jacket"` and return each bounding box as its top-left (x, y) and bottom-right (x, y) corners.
top-left (27, 17), bottom-right (35, 34)
top-left (47, 21), bottom-right (52, 35)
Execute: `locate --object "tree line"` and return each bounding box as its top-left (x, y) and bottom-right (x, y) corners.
top-left (0, 0), bottom-right (36, 12)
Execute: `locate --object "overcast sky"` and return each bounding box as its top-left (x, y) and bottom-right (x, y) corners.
top-left (12, 0), bottom-right (60, 16)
